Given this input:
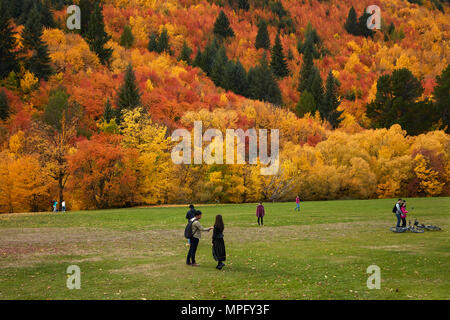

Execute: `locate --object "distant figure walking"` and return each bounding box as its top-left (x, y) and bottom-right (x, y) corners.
top-left (53, 200), bottom-right (58, 212)
top-left (256, 202), bottom-right (265, 226)
top-left (295, 195), bottom-right (300, 212)
top-left (186, 211), bottom-right (212, 267)
top-left (62, 200), bottom-right (66, 212)
top-left (212, 215), bottom-right (226, 270)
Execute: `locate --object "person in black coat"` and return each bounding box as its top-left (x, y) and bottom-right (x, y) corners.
top-left (185, 204), bottom-right (197, 246)
top-left (212, 214), bottom-right (226, 270)
top-left (186, 204), bottom-right (196, 220)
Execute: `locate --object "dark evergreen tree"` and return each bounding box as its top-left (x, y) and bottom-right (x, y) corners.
top-left (309, 68), bottom-right (324, 110)
top-left (157, 28), bottom-right (172, 54)
top-left (211, 46), bottom-right (229, 88)
top-left (17, 0), bottom-right (35, 25)
top-left (255, 20), bottom-right (270, 50)
top-left (85, 2), bottom-right (113, 66)
top-left (37, 0), bottom-right (56, 28)
top-left (21, 7), bottom-right (53, 80)
top-left (366, 68), bottom-right (434, 135)
top-left (297, 23), bottom-right (323, 58)
top-left (357, 11), bottom-right (374, 38)
top-left (115, 64), bottom-right (141, 120)
top-left (270, 32), bottom-right (289, 78)
top-left (178, 41), bottom-right (193, 64)
top-left (119, 25), bottom-right (134, 49)
top-left (103, 98), bottom-right (114, 123)
top-left (213, 10), bottom-right (235, 39)
top-left (195, 38), bottom-right (220, 76)
top-left (9, 0), bottom-right (24, 19)
top-left (344, 6), bottom-right (358, 35)
top-left (298, 48), bottom-right (315, 93)
top-left (0, 90), bottom-right (10, 120)
top-left (321, 71), bottom-right (343, 129)
top-left (295, 90), bottom-right (316, 118)
top-left (224, 60), bottom-right (248, 96)
top-left (238, 0), bottom-right (250, 11)
top-left (147, 28), bottom-right (172, 54)
top-left (79, 0), bottom-right (94, 36)
top-left (193, 47), bottom-right (203, 69)
top-left (147, 33), bottom-right (159, 52)
top-left (247, 54), bottom-right (282, 105)
top-left (433, 64), bottom-right (450, 133)
top-left (0, 0), bottom-right (19, 79)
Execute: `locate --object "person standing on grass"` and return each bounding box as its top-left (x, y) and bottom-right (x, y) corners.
top-left (212, 215), bottom-right (226, 270)
top-left (62, 200), bottom-right (66, 212)
top-left (186, 210), bottom-right (212, 267)
top-left (394, 199), bottom-right (402, 228)
top-left (294, 195), bottom-right (300, 212)
top-left (400, 200), bottom-right (408, 227)
top-left (185, 204), bottom-right (196, 246)
top-left (256, 202), bottom-right (265, 226)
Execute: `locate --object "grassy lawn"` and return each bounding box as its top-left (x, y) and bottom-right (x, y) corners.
top-left (0, 197), bottom-right (449, 300)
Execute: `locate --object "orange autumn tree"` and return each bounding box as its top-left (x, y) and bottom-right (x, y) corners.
top-left (67, 134), bottom-right (139, 209)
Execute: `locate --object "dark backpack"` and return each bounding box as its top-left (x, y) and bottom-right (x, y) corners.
top-left (392, 204), bottom-right (397, 213)
top-left (184, 219), bottom-right (196, 238)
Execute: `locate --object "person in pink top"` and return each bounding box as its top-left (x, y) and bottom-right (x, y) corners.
top-left (400, 200), bottom-right (408, 227)
top-left (256, 202), bottom-right (265, 226)
top-left (295, 195), bottom-right (300, 212)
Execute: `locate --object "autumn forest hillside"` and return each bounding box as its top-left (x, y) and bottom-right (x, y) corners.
top-left (0, 0), bottom-right (449, 212)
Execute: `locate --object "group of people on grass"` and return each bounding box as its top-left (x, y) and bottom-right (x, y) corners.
top-left (185, 197), bottom-right (302, 269)
top-left (51, 200), bottom-right (66, 212)
top-left (394, 198), bottom-right (409, 228)
top-left (185, 204), bottom-right (226, 269)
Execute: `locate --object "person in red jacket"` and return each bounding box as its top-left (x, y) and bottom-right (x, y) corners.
top-left (256, 202), bottom-right (265, 226)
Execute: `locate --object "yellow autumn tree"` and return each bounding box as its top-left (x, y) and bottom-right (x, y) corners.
top-left (413, 154), bottom-right (445, 196)
top-left (121, 107), bottom-right (175, 204)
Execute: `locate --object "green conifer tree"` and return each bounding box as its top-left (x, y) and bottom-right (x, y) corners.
top-left (119, 25), bottom-right (134, 49)
top-left (85, 2), bottom-right (113, 66)
top-left (270, 32), bottom-right (289, 78)
top-left (0, 89), bottom-right (10, 120)
top-left (213, 10), bottom-right (235, 39)
top-left (115, 64), bottom-right (141, 121)
top-left (0, 0), bottom-right (19, 79)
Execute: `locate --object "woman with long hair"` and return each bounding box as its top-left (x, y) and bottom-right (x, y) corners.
top-left (212, 215), bottom-right (226, 270)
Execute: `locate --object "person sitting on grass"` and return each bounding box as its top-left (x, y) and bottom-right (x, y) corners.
top-left (186, 210), bottom-right (212, 267)
top-left (256, 202), bottom-right (265, 226)
top-left (400, 200), bottom-right (408, 228)
top-left (212, 215), bottom-right (226, 270)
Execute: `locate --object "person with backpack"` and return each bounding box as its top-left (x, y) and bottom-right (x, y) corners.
top-left (212, 215), bottom-right (226, 270)
top-left (393, 199), bottom-right (403, 228)
top-left (185, 210), bottom-right (212, 267)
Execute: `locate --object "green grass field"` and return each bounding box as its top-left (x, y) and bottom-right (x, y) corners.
top-left (0, 198), bottom-right (449, 300)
